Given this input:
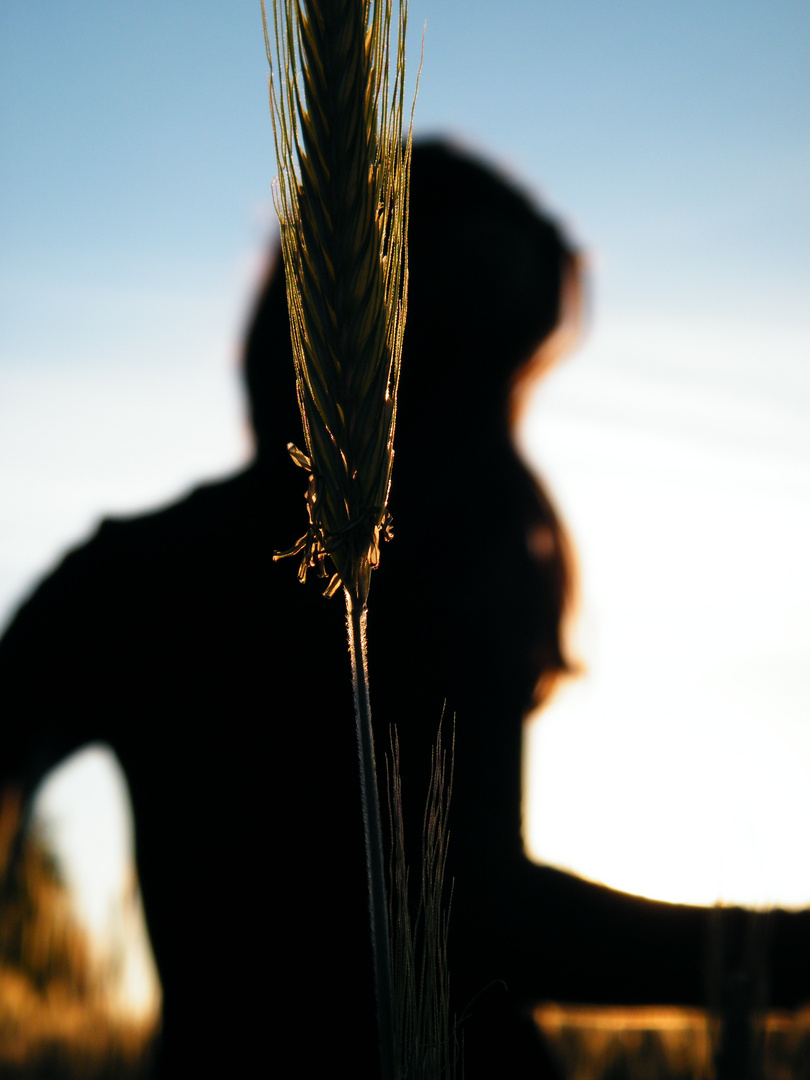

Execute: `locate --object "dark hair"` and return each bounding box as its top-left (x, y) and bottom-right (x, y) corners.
top-left (243, 138), bottom-right (580, 708)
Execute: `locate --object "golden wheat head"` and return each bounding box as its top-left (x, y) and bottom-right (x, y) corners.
top-left (263, 0), bottom-right (415, 607)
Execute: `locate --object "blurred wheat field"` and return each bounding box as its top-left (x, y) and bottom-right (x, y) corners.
top-left (0, 750), bottom-right (159, 1079)
top-left (535, 1003), bottom-right (810, 1080)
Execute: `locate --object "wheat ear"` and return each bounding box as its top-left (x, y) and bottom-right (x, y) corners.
top-left (265, 0), bottom-right (412, 608)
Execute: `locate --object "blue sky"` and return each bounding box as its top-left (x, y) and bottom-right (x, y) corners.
top-left (2, 2), bottom-right (810, 905)
top-left (3, 2), bottom-right (808, 368)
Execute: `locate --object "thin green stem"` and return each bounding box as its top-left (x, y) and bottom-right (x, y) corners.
top-left (347, 590), bottom-right (397, 1080)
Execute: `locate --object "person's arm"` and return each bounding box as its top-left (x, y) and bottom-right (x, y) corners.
top-left (0, 523), bottom-right (124, 800)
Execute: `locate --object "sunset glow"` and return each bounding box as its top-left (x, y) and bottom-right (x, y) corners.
top-left (521, 317), bottom-right (810, 909)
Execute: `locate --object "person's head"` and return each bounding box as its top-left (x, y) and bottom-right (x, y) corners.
top-left (403, 140), bottom-right (580, 438)
top-left (244, 138), bottom-right (580, 467)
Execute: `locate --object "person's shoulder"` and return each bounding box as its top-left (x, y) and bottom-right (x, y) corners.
top-left (1, 464), bottom-right (267, 640)
top-left (95, 462), bottom-right (270, 555)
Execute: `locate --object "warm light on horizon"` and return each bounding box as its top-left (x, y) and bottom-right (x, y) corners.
top-left (520, 316), bottom-right (810, 911)
top-left (524, 676), bottom-right (810, 910)
top-left (30, 746), bottom-right (162, 1023)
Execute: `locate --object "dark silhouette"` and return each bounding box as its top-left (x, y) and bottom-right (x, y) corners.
top-left (1, 140), bottom-right (808, 1078)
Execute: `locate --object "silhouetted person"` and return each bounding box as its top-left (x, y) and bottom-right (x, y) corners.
top-left (2, 141), bottom-right (808, 1078)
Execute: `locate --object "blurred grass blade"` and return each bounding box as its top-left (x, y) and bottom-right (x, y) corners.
top-left (388, 719), bottom-right (457, 1080)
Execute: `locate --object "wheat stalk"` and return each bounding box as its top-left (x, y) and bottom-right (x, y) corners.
top-left (262, 3), bottom-right (415, 1078)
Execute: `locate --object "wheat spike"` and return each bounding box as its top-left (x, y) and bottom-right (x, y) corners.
top-left (264, 0), bottom-right (413, 607)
